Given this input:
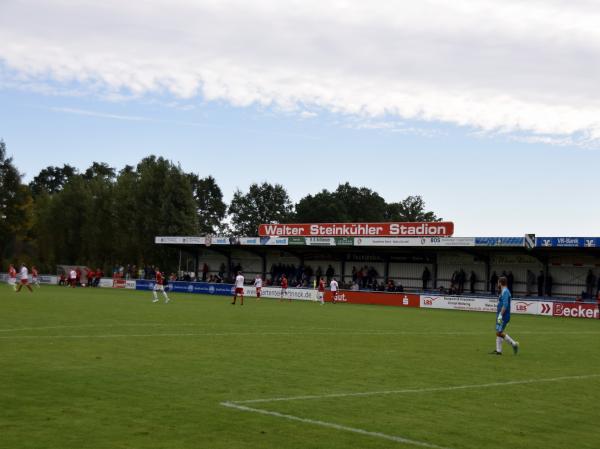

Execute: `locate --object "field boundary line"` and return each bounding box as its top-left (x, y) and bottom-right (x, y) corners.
top-left (220, 401), bottom-right (450, 449)
top-left (232, 374), bottom-right (600, 404)
top-left (2, 330), bottom-right (600, 339)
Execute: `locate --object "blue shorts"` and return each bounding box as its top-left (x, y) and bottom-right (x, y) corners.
top-left (495, 320), bottom-right (510, 333)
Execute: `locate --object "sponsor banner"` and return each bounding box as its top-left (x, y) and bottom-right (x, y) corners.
top-left (135, 280), bottom-right (235, 296)
top-left (511, 300), bottom-right (540, 315)
top-left (98, 278), bottom-right (115, 288)
top-left (243, 286), bottom-right (318, 301)
top-left (259, 222), bottom-right (454, 237)
top-left (475, 237), bottom-right (525, 247)
top-left (38, 275), bottom-right (58, 285)
top-left (112, 279), bottom-right (136, 289)
top-left (306, 237), bottom-right (336, 246)
top-left (155, 236), bottom-right (206, 245)
top-left (536, 237), bottom-right (600, 248)
top-left (324, 290), bottom-right (420, 307)
top-left (260, 236), bottom-right (289, 245)
top-left (335, 237), bottom-right (355, 246)
top-left (354, 237), bottom-right (475, 247)
top-left (288, 237), bottom-right (306, 245)
top-left (238, 237), bottom-right (261, 245)
top-left (539, 302), bottom-right (553, 316)
top-left (420, 295), bottom-right (498, 313)
top-left (552, 302), bottom-right (599, 319)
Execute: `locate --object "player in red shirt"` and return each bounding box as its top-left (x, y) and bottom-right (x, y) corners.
top-left (280, 274), bottom-right (289, 302)
top-left (8, 264), bottom-right (17, 291)
top-left (152, 267), bottom-right (170, 303)
top-left (317, 277), bottom-right (325, 305)
top-left (94, 268), bottom-right (102, 287)
top-left (86, 268), bottom-right (95, 287)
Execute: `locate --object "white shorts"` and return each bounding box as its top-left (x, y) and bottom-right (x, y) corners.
top-left (153, 284), bottom-right (164, 291)
top-left (8, 278), bottom-right (16, 285)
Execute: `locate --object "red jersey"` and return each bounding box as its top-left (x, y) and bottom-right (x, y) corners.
top-left (318, 280), bottom-right (325, 292)
top-left (32, 268), bottom-right (38, 277)
top-left (8, 267), bottom-right (16, 278)
top-left (281, 278), bottom-right (288, 289)
top-left (155, 272), bottom-right (164, 285)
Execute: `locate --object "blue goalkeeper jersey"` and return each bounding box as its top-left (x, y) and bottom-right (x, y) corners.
top-left (497, 287), bottom-right (511, 322)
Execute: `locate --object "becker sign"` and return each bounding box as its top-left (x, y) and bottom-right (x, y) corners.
top-left (258, 222), bottom-right (454, 237)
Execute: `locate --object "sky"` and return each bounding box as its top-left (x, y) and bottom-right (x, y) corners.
top-left (1, 0), bottom-right (599, 237)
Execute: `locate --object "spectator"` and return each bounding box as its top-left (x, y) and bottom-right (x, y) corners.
top-left (458, 269), bottom-right (466, 294)
top-left (507, 271), bottom-right (514, 294)
top-left (326, 265), bottom-right (335, 283)
top-left (526, 270), bottom-right (536, 296)
top-left (470, 271), bottom-right (477, 294)
top-left (490, 271), bottom-right (499, 295)
top-left (202, 263), bottom-right (209, 282)
top-left (586, 269), bottom-right (596, 299)
top-left (597, 275), bottom-right (600, 298)
top-left (537, 271), bottom-right (545, 296)
top-left (422, 267), bottom-right (431, 290)
top-left (545, 273), bottom-right (553, 297)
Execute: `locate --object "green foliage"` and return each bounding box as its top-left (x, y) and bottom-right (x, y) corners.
top-left (386, 195), bottom-right (441, 222)
top-left (188, 174), bottom-right (227, 234)
top-left (29, 164), bottom-right (76, 196)
top-left (0, 140), bottom-right (33, 261)
top-left (229, 182), bottom-right (293, 235)
top-left (295, 183), bottom-right (439, 223)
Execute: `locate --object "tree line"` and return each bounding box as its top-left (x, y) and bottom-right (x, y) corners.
top-left (0, 140), bottom-right (441, 272)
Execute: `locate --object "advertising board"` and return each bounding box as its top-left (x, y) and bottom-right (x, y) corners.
top-left (259, 222), bottom-right (454, 237)
top-left (354, 237), bottom-right (475, 247)
top-left (324, 290), bottom-right (420, 307)
top-left (420, 295), bottom-right (498, 312)
top-left (552, 302), bottom-right (599, 319)
top-left (243, 286), bottom-right (318, 301)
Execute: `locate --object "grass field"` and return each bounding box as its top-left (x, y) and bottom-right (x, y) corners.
top-left (1, 286), bottom-right (599, 449)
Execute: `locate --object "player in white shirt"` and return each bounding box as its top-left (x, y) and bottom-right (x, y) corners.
top-left (330, 277), bottom-right (339, 303)
top-left (69, 269), bottom-right (77, 288)
top-left (254, 275), bottom-right (262, 300)
top-left (231, 271), bottom-right (245, 305)
top-left (15, 263), bottom-right (33, 293)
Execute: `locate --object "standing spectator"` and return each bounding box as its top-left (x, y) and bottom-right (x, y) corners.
top-left (596, 275), bottom-right (600, 299)
top-left (326, 265), bottom-right (335, 283)
top-left (586, 269), bottom-right (596, 299)
top-left (537, 271), bottom-right (545, 296)
top-left (422, 267), bottom-right (431, 290)
top-left (545, 273), bottom-right (553, 297)
top-left (202, 263), bottom-right (209, 282)
top-left (507, 271), bottom-right (514, 294)
top-left (490, 271), bottom-right (499, 295)
top-left (458, 269), bottom-right (466, 294)
top-left (469, 271), bottom-right (477, 294)
top-left (526, 270), bottom-right (536, 296)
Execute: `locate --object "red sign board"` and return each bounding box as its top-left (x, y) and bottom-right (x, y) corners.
top-left (323, 290), bottom-right (420, 307)
top-left (553, 302), bottom-right (599, 319)
top-left (259, 222), bottom-right (454, 237)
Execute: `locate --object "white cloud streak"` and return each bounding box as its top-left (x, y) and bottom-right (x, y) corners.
top-left (1, 0), bottom-right (600, 143)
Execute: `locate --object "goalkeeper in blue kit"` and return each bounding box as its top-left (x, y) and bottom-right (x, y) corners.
top-left (491, 276), bottom-right (519, 355)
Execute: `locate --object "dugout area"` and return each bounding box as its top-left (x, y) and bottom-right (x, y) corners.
top-left (156, 237), bottom-right (600, 298)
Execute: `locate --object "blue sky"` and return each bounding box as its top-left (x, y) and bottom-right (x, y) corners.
top-left (1, 0), bottom-right (599, 237)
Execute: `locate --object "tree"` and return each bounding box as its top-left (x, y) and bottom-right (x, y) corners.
top-left (229, 182), bottom-right (293, 235)
top-left (188, 174), bottom-right (227, 234)
top-left (29, 164), bottom-right (76, 196)
top-left (294, 183), bottom-right (386, 222)
top-left (385, 196), bottom-right (441, 222)
top-left (0, 140), bottom-right (33, 261)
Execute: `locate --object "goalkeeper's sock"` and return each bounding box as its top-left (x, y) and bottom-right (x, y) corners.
top-left (504, 334), bottom-right (516, 346)
top-left (496, 337), bottom-right (503, 353)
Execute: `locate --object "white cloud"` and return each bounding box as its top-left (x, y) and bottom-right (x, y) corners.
top-left (2, 0), bottom-right (600, 143)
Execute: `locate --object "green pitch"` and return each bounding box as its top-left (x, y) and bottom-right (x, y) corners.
top-left (1, 286), bottom-right (598, 449)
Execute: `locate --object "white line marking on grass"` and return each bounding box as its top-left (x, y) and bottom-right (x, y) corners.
top-left (233, 374), bottom-right (600, 404)
top-left (1, 330), bottom-right (599, 339)
top-left (221, 374), bottom-right (600, 448)
top-left (221, 401), bottom-right (450, 449)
